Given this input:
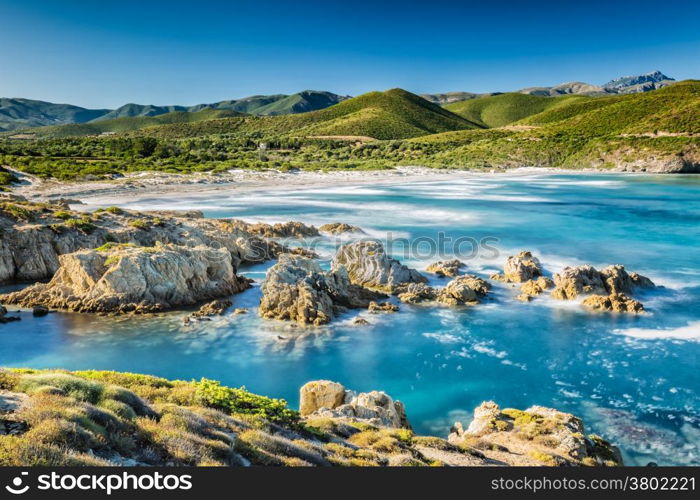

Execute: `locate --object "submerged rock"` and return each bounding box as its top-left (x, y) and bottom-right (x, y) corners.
top-left (0, 244), bottom-right (251, 314)
top-left (367, 301), bottom-right (399, 313)
top-left (332, 240), bottom-right (426, 293)
top-left (259, 255), bottom-right (385, 326)
top-left (426, 259), bottom-right (464, 278)
top-left (449, 401), bottom-right (623, 466)
top-left (300, 380), bottom-right (410, 429)
top-left (191, 298), bottom-right (233, 317)
top-left (582, 293), bottom-right (645, 313)
top-left (0, 306), bottom-right (20, 324)
top-left (319, 222), bottom-right (365, 235)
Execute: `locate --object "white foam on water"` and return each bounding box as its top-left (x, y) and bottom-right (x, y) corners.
top-left (423, 332), bottom-right (464, 344)
top-left (613, 322), bottom-right (700, 342)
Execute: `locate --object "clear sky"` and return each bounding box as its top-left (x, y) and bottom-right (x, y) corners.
top-left (2, 0), bottom-right (699, 108)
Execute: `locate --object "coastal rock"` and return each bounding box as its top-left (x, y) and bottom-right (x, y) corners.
top-left (502, 251), bottom-right (543, 283)
top-left (301, 380), bottom-right (410, 429)
top-left (367, 301), bottom-right (399, 313)
top-left (436, 275), bottom-right (491, 305)
top-left (299, 380), bottom-right (347, 416)
top-left (581, 293), bottom-right (645, 313)
top-left (394, 283), bottom-right (437, 304)
top-left (191, 298), bottom-right (232, 317)
top-left (0, 306), bottom-right (20, 324)
top-left (519, 276), bottom-right (554, 299)
top-left (235, 221), bottom-right (320, 239)
top-left (448, 402), bottom-right (623, 466)
top-left (426, 259), bottom-right (464, 278)
top-left (552, 264), bottom-right (654, 301)
top-left (0, 200), bottom-right (317, 285)
top-left (319, 222), bottom-right (365, 235)
top-left (352, 317), bottom-right (370, 325)
top-left (259, 255), bottom-right (384, 326)
top-left (332, 240), bottom-right (427, 292)
top-left (32, 305), bottom-right (49, 317)
top-left (0, 244), bottom-right (251, 314)
top-left (551, 265), bottom-right (607, 300)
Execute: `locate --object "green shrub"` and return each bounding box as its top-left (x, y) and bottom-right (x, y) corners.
top-left (17, 373), bottom-right (104, 404)
top-left (193, 378), bottom-right (299, 426)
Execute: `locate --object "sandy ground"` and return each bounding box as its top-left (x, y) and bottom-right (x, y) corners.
top-left (9, 166), bottom-right (600, 205)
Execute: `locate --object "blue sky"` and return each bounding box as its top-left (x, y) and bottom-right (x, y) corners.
top-left (2, 0), bottom-right (699, 108)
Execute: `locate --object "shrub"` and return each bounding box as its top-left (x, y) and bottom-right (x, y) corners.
top-left (64, 217), bottom-right (96, 234)
top-left (17, 373), bottom-right (104, 403)
top-left (128, 219), bottom-right (149, 230)
top-left (193, 378), bottom-right (299, 426)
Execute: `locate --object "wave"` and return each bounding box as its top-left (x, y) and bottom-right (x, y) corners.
top-left (613, 321), bottom-right (700, 341)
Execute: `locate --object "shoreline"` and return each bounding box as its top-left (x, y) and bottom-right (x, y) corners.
top-left (9, 165), bottom-right (641, 205)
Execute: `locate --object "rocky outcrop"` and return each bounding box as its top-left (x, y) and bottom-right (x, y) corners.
top-left (499, 251), bottom-right (543, 283)
top-left (449, 401), bottom-right (623, 466)
top-left (517, 276), bottom-right (554, 301)
top-left (190, 299), bottom-right (232, 317)
top-left (426, 259), bottom-right (464, 278)
top-left (582, 293), bottom-right (644, 313)
top-left (332, 240), bottom-right (427, 292)
top-left (394, 275), bottom-right (490, 306)
top-left (300, 380), bottom-right (410, 429)
top-left (259, 255), bottom-right (385, 326)
top-left (0, 200), bottom-right (316, 285)
top-left (319, 222), bottom-right (365, 235)
top-left (233, 221), bottom-right (319, 238)
top-left (367, 301), bottom-right (399, 313)
top-left (0, 244), bottom-right (251, 314)
top-left (436, 275), bottom-right (491, 305)
top-left (0, 306), bottom-right (20, 324)
top-left (552, 264), bottom-right (654, 308)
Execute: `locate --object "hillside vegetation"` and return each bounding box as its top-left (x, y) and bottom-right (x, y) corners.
top-left (444, 93), bottom-right (591, 128)
top-left (0, 82), bottom-right (698, 182)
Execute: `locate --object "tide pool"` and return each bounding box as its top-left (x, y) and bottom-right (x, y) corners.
top-left (2, 172), bottom-right (699, 465)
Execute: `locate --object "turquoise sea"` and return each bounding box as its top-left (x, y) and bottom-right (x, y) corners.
top-left (2, 172), bottom-right (699, 465)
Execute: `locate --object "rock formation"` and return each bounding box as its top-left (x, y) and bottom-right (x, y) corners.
top-left (367, 301), bottom-right (399, 313)
top-left (0, 200), bottom-right (315, 285)
top-left (259, 255), bottom-right (384, 326)
top-left (436, 275), bottom-right (491, 305)
top-left (393, 275), bottom-right (490, 306)
top-left (0, 244), bottom-right (251, 314)
top-left (232, 220), bottom-right (319, 239)
top-left (448, 401), bottom-right (623, 466)
top-left (319, 222), bottom-right (365, 235)
top-left (492, 251), bottom-right (543, 283)
top-left (0, 306), bottom-right (20, 324)
top-left (582, 293), bottom-right (644, 313)
top-left (300, 380), bottom-right (410, 429)
top-left (426, 259), bottom-right (464, 277)
top-left (332, 240), bottom-right (427, 292)
top-left (517, 276), bottom-right (554, 301)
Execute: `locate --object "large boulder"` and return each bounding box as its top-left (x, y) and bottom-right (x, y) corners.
top-left (551, 265), bottom-right (607, 300)
top-left (426, 259), bottom-right (464, 278)
top-left (332, 240), bottom-right (426, 293)
top-left (259, 255), bottom-right (384, 326)
top-left (0, 243), bottom-right (251, 314)
top-left (436, 275), bottom-right (491, 305)
top-left (552, 264), bottom-right (655, 300)
top-left (301, 380), bottom-right (410, 429)
top-left (299, 380), bottom-right (347, 416)
top-left (495, 251), bottom-right (543, 283)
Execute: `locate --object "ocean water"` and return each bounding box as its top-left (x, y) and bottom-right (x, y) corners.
top-left (2, 172), bottom-right (700, 465)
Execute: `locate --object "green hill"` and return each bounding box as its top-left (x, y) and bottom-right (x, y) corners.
top-left (27, 88), bottom-right (479, 140)
top-left (91, 103), bottom-right (189, 121)
top-left (443, 93), bottom-right (591, 128)
top-left (22, 108), bottom-right (247, 138)
top-left (0, 98), bottom-right (109, 132)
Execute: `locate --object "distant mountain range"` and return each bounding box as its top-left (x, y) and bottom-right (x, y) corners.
top-left (0, 91), bottom-right (350, 132)
top-left (0, 72), bottom-right (676, 132)
top-left (421, 70), bottom-right (675, 103)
